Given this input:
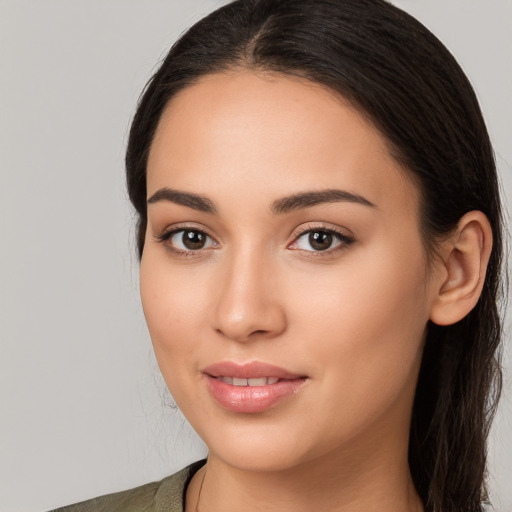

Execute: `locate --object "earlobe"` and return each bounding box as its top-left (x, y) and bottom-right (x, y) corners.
top-left (429, 211), bottom-right (493, 326)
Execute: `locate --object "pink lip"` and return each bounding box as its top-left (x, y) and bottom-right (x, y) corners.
top-left (203, 361), bottom-right (303, 380)
top-left (202, 361), bottom-right (307, 414)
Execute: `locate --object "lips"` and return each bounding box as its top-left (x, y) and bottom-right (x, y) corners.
top-left (203, 361), bottom-right (303, 380)
top-left (202, 362), bottom-right (307, 413)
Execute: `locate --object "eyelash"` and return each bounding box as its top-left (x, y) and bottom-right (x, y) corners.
top-left (154, 226), bottom-right (218, 257)
top-left (289, 225), bottom-right (355, 256)
top-left (155, 225), bottom-right (355, 257)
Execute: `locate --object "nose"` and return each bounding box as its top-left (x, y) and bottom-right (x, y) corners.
top-left (211, 247), bottom-right (287, 343)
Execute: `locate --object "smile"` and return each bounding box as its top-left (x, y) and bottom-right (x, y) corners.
top-left (202, 362), bottom-right (307, 413)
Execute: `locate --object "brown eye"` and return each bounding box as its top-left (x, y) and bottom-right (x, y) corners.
top-left (291, 228), bottom-right (354, 253)
top-left (308, 231), bottom-right (333, 251)
top-left (161, 229), bottom-right (216, 252)
top-left (182, 230), bottom-right (207, 250)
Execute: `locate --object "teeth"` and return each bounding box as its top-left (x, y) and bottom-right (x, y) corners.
top-left (217, 376), bottom-right (280, 386)
top-left (247, 377), bottom-right (267, 386)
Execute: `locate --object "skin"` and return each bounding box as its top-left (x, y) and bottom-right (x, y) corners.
top-left (140, 70), bottom-right (487, 512)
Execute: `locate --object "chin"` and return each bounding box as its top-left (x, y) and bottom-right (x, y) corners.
top-left (210, 441), bottom-right (313, 473)
top-left (190, 414), bottom-right (338, 474)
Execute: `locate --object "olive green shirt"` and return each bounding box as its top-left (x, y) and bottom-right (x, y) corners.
top-left (48, 460), bottom-right (206, 512)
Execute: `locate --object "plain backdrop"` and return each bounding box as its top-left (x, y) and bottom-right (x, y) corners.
top-left (0, 1), bottom-right (510, 511)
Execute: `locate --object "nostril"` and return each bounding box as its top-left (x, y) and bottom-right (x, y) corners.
top-left (215, 327), bottom-right (267, 337)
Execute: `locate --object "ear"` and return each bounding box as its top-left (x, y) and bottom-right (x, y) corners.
top-left (429, 211), bottom-right (493, 326)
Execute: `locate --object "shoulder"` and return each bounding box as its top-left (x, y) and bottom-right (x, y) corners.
top-left (47, 460), bottom-right (206, 512)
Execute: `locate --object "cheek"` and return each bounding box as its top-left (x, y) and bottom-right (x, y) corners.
top-left (139, 251), bottom-right (210, 379)
top-left (292, 243), bottom-right (428, 335)
top-left (287, 243), bottom-right (429, 417)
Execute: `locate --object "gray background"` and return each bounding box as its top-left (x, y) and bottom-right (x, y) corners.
top-left (0, 1), bottom-right (510, 511)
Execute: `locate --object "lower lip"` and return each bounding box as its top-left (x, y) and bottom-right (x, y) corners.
top-left (204, 375), bottom-right (307, 413)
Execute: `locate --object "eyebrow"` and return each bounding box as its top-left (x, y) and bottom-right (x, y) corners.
top-left (271, 189), bottom-right (376, 214)
top-left (146, 187), bottom-right (376, 214)
top-left (147, 188), bottom-right (217, 214)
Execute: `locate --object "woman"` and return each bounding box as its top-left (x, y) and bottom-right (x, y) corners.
top-left (51, 0), bottom-right (504, 511)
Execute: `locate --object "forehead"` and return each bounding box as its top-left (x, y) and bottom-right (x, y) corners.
top-left (147, 70), bottom-right (418, 215)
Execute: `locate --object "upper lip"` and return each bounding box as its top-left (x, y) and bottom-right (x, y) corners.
top-left (202, 361), bottom-right (305, 380)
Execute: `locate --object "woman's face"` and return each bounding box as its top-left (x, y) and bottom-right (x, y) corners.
top-left (141, 71), bottom-right (441, 473)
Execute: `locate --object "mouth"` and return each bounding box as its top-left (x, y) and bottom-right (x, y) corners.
top-left (202, 362), bottom-right (308, 413)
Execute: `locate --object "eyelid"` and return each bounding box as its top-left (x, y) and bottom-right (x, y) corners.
top-left (154, 223), bottom-right (219, 255)
top-left (288, 222), bottom-right (354, 240)
top-left (287, 223), bottom-right (355, 253)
